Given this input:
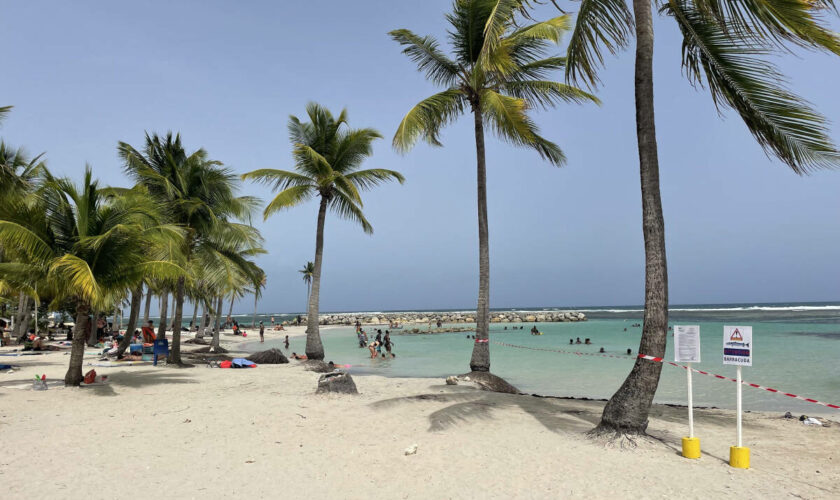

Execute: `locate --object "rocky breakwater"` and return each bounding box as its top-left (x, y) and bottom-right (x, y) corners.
top-left (292, 310), bottom-right (587, 326)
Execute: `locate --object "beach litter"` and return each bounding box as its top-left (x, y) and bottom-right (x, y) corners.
top-left (32, 374), bottom-right (48, 391)
top-left (404, 444), bottom-right (418, 456)
top-left (445, 376), bottom-right (458, 385)
top-left (801, 416), bottom-right (824, 426)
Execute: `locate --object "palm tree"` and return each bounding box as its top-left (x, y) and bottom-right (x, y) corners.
top-left (299, 261), bottom-right (314, 312)
top-left (548, 0), bottom-right (840, 433)
top-left (243, 103), bottom-right (404, 360)
top-left (0, 168), bottom-right (182, 385)
top-left (0, 107), bottom-right (46, 339)
top-left (390, 0), bottom-right (597, 377)
top-left (119, 132), bottom-right (259, 364)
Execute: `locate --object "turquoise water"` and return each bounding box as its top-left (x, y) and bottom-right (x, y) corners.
top-left (244, 307), bottom-right (840, 416)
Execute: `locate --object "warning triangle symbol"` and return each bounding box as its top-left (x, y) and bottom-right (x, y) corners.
top-left (730, 328), bottom-right (743, 341)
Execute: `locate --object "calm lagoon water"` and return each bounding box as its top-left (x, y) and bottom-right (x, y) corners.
top-left (241, 304), bottom-right (840, 416)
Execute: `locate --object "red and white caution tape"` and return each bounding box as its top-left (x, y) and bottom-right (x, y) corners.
top-left (493, 341), bottom-right (840, 411)
top-left (635, 354), bottom-right (840, 410)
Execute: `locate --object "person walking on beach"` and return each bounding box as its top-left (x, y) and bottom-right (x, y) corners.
top-left (259, 321), bottom-right (265, 343)
top-left (270, 316), bottom-right (275, 327)
top-left (284, 335), bottom-right (289, 350)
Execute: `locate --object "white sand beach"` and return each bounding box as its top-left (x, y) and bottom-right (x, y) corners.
top-left (1, 332), bottom-right (838, 500)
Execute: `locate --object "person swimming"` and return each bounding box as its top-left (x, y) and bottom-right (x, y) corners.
top-left (599, 347), bottom-right (605, 353)
top-left (569, 339), bottom-right (573, 345)
top-left (575, 337), bottom-right (582, 344)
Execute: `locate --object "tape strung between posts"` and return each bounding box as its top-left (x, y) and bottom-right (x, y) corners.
top-left (635, 354), bottom-right (840, 410)
top-left (492, 341), bottom-right (840, 411)
top-left (475, 338), bottom-right (489, 343)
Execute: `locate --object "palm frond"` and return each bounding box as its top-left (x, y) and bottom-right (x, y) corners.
top-left (343, 169), bottom-right (406, 190)
top-left (393, 89), bottom-right (468, 152)
top-left (481, 0), bottom-right (525, 62)
top-left (329, 191), bottom-right (374, 234)
top-left (388, 29), bottom-right (461, 85)
top-left (668, 0), bottom-right (840, 173)
top-left (240, 168), bottom-right (314, 191)
top-left (263, 185), bottom-right (314, 219)
top-left (690, 0), bottom-right (840, 55)
top-left (565, 0), bottom-right (634, 87)
top-left (481, 89), bottom-right (566, 165)
top-left (0, 105), bottom-right (11, 125)
top-left (49, 254), bottom-right (101, 304)
top-left (501, 80), bottom-right (601, 109)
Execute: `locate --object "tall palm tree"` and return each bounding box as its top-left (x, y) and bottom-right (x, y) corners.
top-left (243, 103), bottom-right (404, 360)
top-left (391, 0), bottom-right (597, 376)
top-left (299, 261), bottom-right (314, 312)
top-left (0, 168), bottom-right (182, 385)
top-left (541, 0), bottom-right (840, 433)
top-left (119, 132), bottom-right (259, 364)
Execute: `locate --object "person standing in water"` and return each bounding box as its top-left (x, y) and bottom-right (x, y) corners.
top-left (259, 321), bottom-right (265, 343)
top-left (384, 331), bottom-right (393, 355)
top-left (284, 335), bottom-right (290, 350)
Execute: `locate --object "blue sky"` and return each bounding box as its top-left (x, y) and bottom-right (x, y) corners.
top-left (2, 0), bottom-right (838, 313)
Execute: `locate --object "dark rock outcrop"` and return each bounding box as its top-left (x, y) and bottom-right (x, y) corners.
top-left (315, 371), bottom-right (358, 394)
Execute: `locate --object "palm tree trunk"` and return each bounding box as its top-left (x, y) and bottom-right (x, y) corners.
top-left (65, 301), bottom-right (91, 386)
top-left (305, 197), bottom-right (328, 360)
top-left (252, 294), bottom-right (258, 328)
top-left (595, 0), bottom-right (668, 435)
top-left (143, 286), bottom-right (152, 324)
top-left (306, 282), bottom-right (311, 314)
top-left (469, 106), bottom-right (491, 372)
top-left (157, 289), bottom-right (169, 340)
top-left (200, 301), bottom-right (208, 333)
top-left (191, 300), bottom-right (199, 331)
top-left (117, 285), bottom-right (143, 357)
top-left (169, 276), bottom-right (186, 364)
top-left (87, 311), bottom-right (99, 346)
top-left (13, 292), bottom-right (29, 340)
top-left (212, 295), bottom-right (223, 349)
top-left (228, 293), bottom-right (235, 326)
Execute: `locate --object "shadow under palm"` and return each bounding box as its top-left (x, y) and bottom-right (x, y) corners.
top-left (371, 386), bottom-right (600, 434)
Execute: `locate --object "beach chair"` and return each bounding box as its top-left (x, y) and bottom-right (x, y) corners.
top-left (152, 339), bottom-right (169, 366)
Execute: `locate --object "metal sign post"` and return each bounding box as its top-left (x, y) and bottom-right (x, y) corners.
top-left (675, 325), bottom-right (701, 459)
top-left (724, 325), bottom-right (752, 469)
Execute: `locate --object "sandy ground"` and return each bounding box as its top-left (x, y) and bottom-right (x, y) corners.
top-left (1, 331), bottom-right (838, 500)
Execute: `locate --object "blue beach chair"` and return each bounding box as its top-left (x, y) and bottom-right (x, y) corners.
top-left (153, 339), bottom-right (169, 366)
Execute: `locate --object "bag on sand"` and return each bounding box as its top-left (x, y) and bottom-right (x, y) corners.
top-left (84, 369), bottom-right (97, 384)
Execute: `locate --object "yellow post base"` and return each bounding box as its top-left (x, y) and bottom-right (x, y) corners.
top-left (681, 437), bottom-right (701, 459)
top-left (729, 446), bottom-right (750, 469)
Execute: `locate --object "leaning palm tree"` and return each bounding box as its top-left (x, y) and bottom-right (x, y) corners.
top-left (520, 0), bottom-right (840, 433)
top-left (299, 261), bottom-right (314, 312)
top-left (119, 132), bottom-right (260, 364)
top-left (243, 104), bottom-right (404, 360)
top-left (390, 0), bottom-right (596, 380)
top-left (0, 168), bottom-right (183, 385)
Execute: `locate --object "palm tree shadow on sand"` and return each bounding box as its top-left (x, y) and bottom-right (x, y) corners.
top-left (371, 386), bottom-right (601, 434)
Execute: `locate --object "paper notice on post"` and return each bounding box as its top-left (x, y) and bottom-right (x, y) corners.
top-left (674, 325), bottom-right (701, 363)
